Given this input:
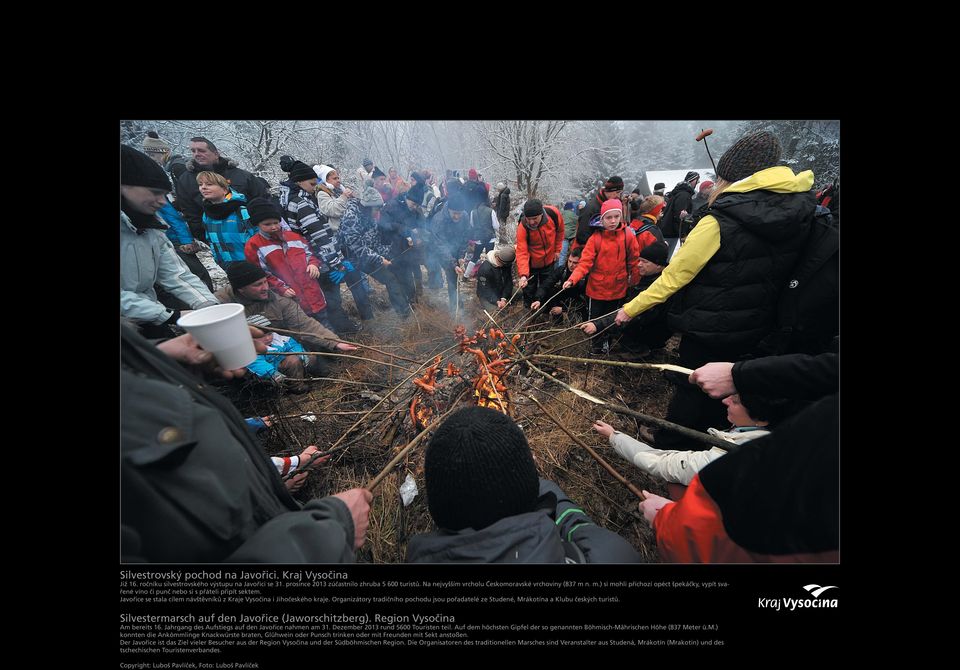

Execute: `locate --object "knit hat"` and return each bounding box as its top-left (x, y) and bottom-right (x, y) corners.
top-left (604, 175), bottom-right (624, 191)
top-left (639, 241), bottom-right (669, 266)
top-left (446, 193), bottom-right (466, 212)
top-left (468, 168), bottom-right (479, 180)
top-left (362, 157), bottom-right (373, 168)
top-left (227, 262), bottom-right (267, 290)
top-left (424, 406), bottom-right (539, 531)
top-left (279, 155), bottom-right (295, 172)
top-left (653, 183), bottom-right (665, 192)
top-left (578, 200), bottom-right (586, 209)
top-left (488, 245), bottom-right (516, 266)
top-left (245, 197), bottom-right (283, 226)
top-left (314, 164), bottom-right (336, 184)
top-left (496, 181), bottom-right (507, 191)
top-left (371, 166), bottom-right (386, 179)
top-left (286, 160), bottom-right (317, 183)
top-left (699, 180), bottom-right (714, 192)
top-left (142, 131), bottom-right (170, 155)
top-left (563, 201), bottom-right (574, 211)
top-left (684, 171), bottom-right (700, 183)
top-left (406, 183), bottom-right (426, 205)
top-left (600, 198), bottom-right (623, 218)
top-left (360, 179), bottom-right (384, 208)
top-left (120, 144), bottom-right (172, 191)
top-left (716, 130), bottom-right (782, 182)
top-left (522, 199), bottom-right (544, 218)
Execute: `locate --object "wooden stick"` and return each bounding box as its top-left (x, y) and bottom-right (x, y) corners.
top-left (294, 377), bottom-right (392, 388)
top-left (523, 360), bottom-right (735, 451)
top-left (478, 357), bottom-right (507, 413)
top-left (265, 351), bottom-right (418, 373)
top-left (254, 325), bottom-right (421, 364)
top-left (530, 354), bottom-right (694, 375)
top-left (325, 341), bottom-right (463, 454)
top-left (527, 395), bottom-right (646, 501)
top-left (366, 391), bottom-right (465, 491)
top-left (513, 286), bottom-right (566, 331)
top-left (600, 405), bottom-right (737, 452)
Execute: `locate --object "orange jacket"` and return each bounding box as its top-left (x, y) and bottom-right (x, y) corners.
top-left (567, 222), bottom-right (640, 301)
top-left (516, 205), bottom-right (564, 276)
top-left (654, 475), bottom-right (839, 563)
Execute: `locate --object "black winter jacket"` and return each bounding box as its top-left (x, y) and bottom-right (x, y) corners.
top-left (732, 350), bottom-right (838, 402)
top-left (177, 157), bottom-right (268, 236)
top-left (476, 260), bottom-right (513, 304)
top-left (120, 323), bottom-right (356, 563)
top-left (699, 394), bottom-right (839, 556)
top-left (406, 480), bottom-right (641, 563)
top-left (575, 190), bottom-right (617, 244)
top-left (660, 181), bottom-right (695, 237)
top-left (667, 189), bottom-right (814, 353)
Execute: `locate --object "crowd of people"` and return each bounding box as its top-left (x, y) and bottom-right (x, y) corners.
top-left (121, 128), bottom-right (839, 565)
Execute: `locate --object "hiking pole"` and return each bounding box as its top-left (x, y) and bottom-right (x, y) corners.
top-left (527, 395), bottom-right (646, 501)
top-left (696, 128), bottom-right (718, 174)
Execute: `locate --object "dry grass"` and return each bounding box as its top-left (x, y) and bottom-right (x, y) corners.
top-left (234, 278), bottom-right (681, 563)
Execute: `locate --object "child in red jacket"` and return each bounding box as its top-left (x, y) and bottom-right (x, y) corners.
top-left (563, 199), bottom-right (639, 354)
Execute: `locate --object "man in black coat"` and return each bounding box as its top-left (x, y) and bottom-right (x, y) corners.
top-left (575, 175), bottom-right (625, 245)
top-left (120, 322), bottom-right (372, 563)
top-left (660, 171), bottom-right (699, 237)
top-left (176, 136), bottom-right (268, 239)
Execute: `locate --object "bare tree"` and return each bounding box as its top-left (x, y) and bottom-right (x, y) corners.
top-left (476, 120), bottom-right (570, 198)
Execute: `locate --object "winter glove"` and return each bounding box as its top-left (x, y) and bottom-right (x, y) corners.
top-left (342, 260), bottom-right (355, 272)
top-left (246, 314), bottom-right (272, 328)
top-left (329, 270), bottom-right (346, 284)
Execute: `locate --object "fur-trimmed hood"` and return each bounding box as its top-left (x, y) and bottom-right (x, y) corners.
top-left (186, 156), bottom-right (239, 173)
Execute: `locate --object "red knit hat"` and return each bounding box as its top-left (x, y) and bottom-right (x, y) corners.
top-left (699, 180), bottom-right (714, 192)
top-left (468, 168), bottom-right (479, 180)
top-left (600, 199), bottom-right (623, 217)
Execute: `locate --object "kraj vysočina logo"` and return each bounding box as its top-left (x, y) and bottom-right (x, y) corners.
top-left (758, 585), bottom-right (838, 611)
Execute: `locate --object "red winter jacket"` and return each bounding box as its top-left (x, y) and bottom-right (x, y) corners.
top-left (566, 221), bottom-right (640, 301)
top-left (516, 205), bottom-right (564, 276)
top-left (653, 475), bottom-right (839, 563)
top-left (245, 230), bottom-right (327, 315)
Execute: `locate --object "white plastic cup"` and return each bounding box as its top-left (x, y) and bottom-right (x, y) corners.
top-left (177, 303), bottom-right (257, 370)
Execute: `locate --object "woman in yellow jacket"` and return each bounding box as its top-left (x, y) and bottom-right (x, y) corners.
top-left (614, 131), bottom-right (816, 450)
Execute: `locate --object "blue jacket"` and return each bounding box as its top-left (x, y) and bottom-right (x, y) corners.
top-left (246, 334), bottom-right (306, 378)
top-left (157, 201), bottom-right (194, 246)
top-left (202, 190), bottom-right (253, 265)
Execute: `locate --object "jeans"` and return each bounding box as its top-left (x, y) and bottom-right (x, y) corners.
top-left (557, 238), bottom-right (573, 267)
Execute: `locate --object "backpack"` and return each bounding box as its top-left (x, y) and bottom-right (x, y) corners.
top-left (544, 205), bottom-right (564, 239)
top-left (755, 207), bottom-right (838, 356)
top-left (816, 179), bottom-right (839, 221)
